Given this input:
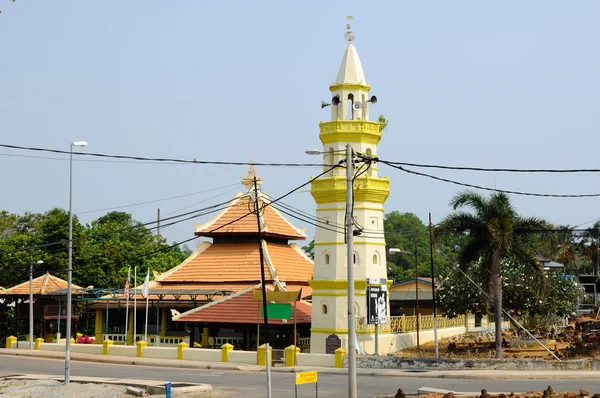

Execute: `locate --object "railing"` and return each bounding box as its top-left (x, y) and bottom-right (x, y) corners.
top-left (103, 334), bottom-right (127, 343)
top-left (356, 314), bottom-right (465, 334)
top-left (208, 337), bottom-right (243, 348)
top-left (298, 337), bottom-right (311, 353)
top-left (102, 334), bottom-right (188, 346)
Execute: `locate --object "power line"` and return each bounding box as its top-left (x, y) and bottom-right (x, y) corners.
top-left (380, 161), bottom-right (600, 198)
top-left (76, 183), bottom-right (240, 215)
top-left (0, 143), bottom-right (325, 168)
top-left (378, 158), bottom-right (600, 174)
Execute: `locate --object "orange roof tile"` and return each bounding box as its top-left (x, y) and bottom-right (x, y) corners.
top-left (175, 287), bottom-right (312, 325)
top-left (0, 273), bottom-right (83, 296)
top-left (194, 193), bottom-right (306, 240)
top-left (158, 241), bottom-right (313, 284)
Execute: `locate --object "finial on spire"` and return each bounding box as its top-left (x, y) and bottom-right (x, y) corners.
top-left (345, 16), bottom-right (355, 42)
top-left (241, 158), bottom-right (262, 191)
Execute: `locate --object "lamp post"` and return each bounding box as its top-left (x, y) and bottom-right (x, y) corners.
top-left (306, 145), bottom-right (357, 397)
top-left (29, 257), bottom-right (43, 350)
top-left (388, 247), bottom-right (420, 348)
top-left (65, 140), bottom-right (87, 384)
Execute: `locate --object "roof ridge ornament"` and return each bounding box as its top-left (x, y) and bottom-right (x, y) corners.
top-left (345, 15), bottom-right (355, 42)
top-left (241, 158), bottom-right (262, 191)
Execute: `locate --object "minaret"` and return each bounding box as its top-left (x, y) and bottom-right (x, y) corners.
top-left (309, 30), bottom-right (390, 354)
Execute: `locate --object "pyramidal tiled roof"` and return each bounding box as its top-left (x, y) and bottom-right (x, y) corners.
top-left (174, 285), bottom-right (312, 325)
top-left (194, 192), bottom-right (306, 240)
top-left (156, 240), bottom-right (314, 284)
top-left (0, 273), bottom-right (83, 296)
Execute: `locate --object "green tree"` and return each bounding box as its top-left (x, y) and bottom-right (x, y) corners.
top-left (581, 221), bottom-right (600, 276)
top-left (302, 239), bottom-right (315, 260)
top-left (433, 190), bottom-right (547, 358)
top-left (378, 115), bottom-right (389, 131)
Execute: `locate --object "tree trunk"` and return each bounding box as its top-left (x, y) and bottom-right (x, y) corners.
top-left (492, 249), bottom-right (503, 359)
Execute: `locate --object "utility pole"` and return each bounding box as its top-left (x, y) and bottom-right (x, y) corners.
top-left (253, 176), bottom-right (272, 398)
top-left (428, 213), bottom-right (439, 358)
top-left (415, 247), bottom-right (420, 349)
top-left (29, 255), bottom-right (34, 350)
top-left (345, 143), bottom-right (357, 398)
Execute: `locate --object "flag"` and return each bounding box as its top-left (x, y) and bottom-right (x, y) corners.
top-left (141, 270), bottom-right (150, 298)
top-left (124, 280), bottom-right (130, 297)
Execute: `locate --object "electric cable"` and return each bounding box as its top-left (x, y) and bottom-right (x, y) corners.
top-left (0, 143), bottom-right (326, 168)
top-left (380, 161), bottom-right (600, 198)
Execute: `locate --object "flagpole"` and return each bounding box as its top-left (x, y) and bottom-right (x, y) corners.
top-left (144, 269), bottom-right (149, 342)
top-left (133, 266), bottom-right (137, 344)
top-left (125, 267), bottom-right (130, 346)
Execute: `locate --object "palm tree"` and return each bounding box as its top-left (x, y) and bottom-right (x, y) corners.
top-left (582, 221), bottom-right (600, 276)
top-left (433, 191), bottom-right (547, 358)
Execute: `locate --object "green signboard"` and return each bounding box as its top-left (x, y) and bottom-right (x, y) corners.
top-left (260, 303), bottom-right (292, 319)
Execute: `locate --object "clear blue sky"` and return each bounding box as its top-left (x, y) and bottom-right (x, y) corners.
top-left (1, 1), bottom-right (599, 247)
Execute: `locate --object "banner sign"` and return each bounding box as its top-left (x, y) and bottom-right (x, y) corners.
top-left (366, 284), bottom-right (388, 325)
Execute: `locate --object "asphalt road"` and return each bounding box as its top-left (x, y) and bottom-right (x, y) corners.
top-left (0, 355), bottom-right (598, 398)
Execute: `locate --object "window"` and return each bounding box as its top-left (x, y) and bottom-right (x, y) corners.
top-left (322, 304), bottom-right (328, 315)
top-left (324, 253), bottom-right (330, 265)
top-left (347, 94), bottom-right (354, 120)
top-left (373, 253), bottom-right (379, 265)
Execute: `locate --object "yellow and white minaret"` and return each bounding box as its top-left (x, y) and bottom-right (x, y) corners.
top-left (309, 33), bottom-right (390, 354)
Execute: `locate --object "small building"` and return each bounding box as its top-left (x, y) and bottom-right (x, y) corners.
top-left (389, 277), bottom-right (434, 316)
top-left (90, 167), bottom-right (314, 347)
top-left (0, 273), bottom-right (82, 343)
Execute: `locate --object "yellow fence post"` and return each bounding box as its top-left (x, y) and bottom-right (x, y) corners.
top-left (334, 347), bottom-right (346, 368)
top-left (102, 339), bottom-right (113, 355)
top-left (177, 342), bottom-right (189, 360)
top-left (221, 343), bottom-right (233, 362)
top-left (136, 340), bottom-right (148, 357)
top-left (285, 345), bottom-right (300, 367)
top-left (257, 344), bottom-right (272, 366)
top-left (34, 338), bottom-right (45, 350)
top-left (5, 336), bottom-right (17, 349)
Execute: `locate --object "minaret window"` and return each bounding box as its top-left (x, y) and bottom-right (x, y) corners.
top-left (324, 253), bottom-right (330, 265)
top-left (321, 303), bottom-right (328, 315)
top-left (347, 94), bottom-right (354, 120)
top-left (328, 147), bottom-right (335, 176)
top-left (353, 252), bottom-right (358, 265)
top-left (366, 148), bottom-right (374, 176)
top-left (373, 253), bottom-right (379, 265)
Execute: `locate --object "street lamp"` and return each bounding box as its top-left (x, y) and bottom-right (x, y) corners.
top-left (388, 247), bottom-right (421, 348)
top-left (29, 257), bottom-right (43, 350)
top-left (65, 140), bottom-right (87, 384)
top-left (306, 145), bottom-right (357, 398)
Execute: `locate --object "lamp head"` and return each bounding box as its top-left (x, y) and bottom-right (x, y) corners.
top-left (36, 260), bottom-right (44, 264)
top-left (305, 150), bottom-right (321, 155)
top-left (72, 141), bottom-right (88, 147)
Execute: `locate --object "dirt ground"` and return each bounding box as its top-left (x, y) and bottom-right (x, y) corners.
top-left (396, 314), bottom-right (600, 360)
top-left (416, 391), bottom-right (600, 398)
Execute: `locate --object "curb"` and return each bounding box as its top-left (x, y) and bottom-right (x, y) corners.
top-left (2, 349), bottom-right (600, 380)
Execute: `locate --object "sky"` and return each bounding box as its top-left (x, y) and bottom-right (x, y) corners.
top-left (1, 1), bottom-right (599, 248)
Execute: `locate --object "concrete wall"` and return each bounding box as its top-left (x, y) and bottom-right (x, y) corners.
top-left (109, 345), bottom-right (137, 357)
top-left (37, 343), bottom-right (65, 352)
top-left (228, 351), bottom-right (257, 365)
top-left (143, 347), bottom-right (178, 360)
top-left (71, 344), bottom-right (103, 355)
top-left (297, 353), bottom-right (335, 367)
top-left (182, 348), bottom-right (221, 362)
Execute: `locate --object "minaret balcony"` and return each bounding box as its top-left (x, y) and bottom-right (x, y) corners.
top-left (310, 175), bottom-right (390, 204)
top-left (319, 120), bottom-right (382, 145)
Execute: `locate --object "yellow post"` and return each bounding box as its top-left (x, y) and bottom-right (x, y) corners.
top-left (201, 327), bottom-right (209, 347)
top-left (5, 336), bottom-right (17, 349)
top-left (177, 342), bottom-right (188, 360)
top-left (103, 339), bottom-right (113, 355)
top-left (221, 343), bottom-right (233, 362)
top-left (335, 347), bottom-right (346, 368)
top-left (127, 308), bottom-right (134, 345)
top-left (94, 309), bottom-right (104, 344)
top-left (160, 308), bottom-right (167, 337)
top-left (34, 338), bottom-right (45, 350)
top-left (285, 345), bottom-right (300, 367)
top-left (257, 343), bottom-right (272, 366)
top-left (136, 340), bottom-right (148, 357)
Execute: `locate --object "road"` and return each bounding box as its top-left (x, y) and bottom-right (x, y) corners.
top-left (0, 355), bottom-right (598, 398)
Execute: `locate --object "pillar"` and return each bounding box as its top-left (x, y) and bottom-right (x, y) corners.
top-left (201, 327), bottom-right (209, 347)
top-left (136, 340), bottom-right (148, 357)
top-left (177, 342), bottom-right (188, 360)
top-left (257, 343), bottom-right (272, 367)
top-left (103, 339), bottom-right (113, 355)
top-left (221, 343), bottom-right (233, 362)
top-left (335, 347), bottom-right (346, 368)
top-left (160, 308), bottom-right (167, 337)
top-left (34, 338), bottom-right (44, 350)
top-left (127, 308), bottom-right (134, 345)
top-left (94, 309), bottom-right (104, 344)
top-left (285, 345), bottom-right (300, 367)
top-left (5, 336), bottom-right (17, 349)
